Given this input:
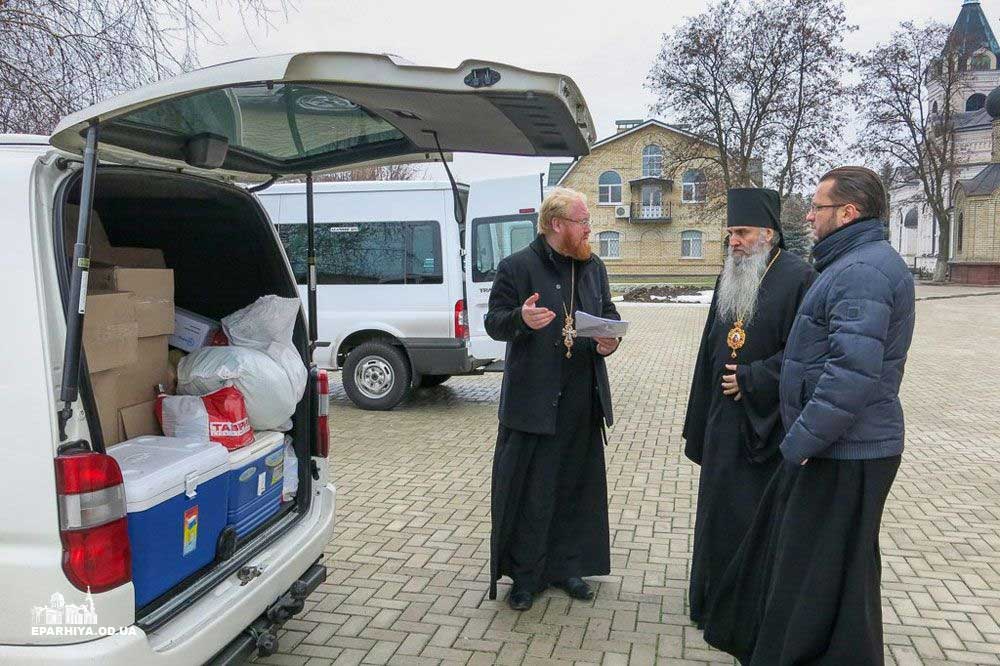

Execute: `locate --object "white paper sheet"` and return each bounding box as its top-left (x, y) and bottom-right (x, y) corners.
top-left (574, 311), bottom-right (629, 338)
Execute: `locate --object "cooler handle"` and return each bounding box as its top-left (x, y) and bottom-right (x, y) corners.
top-left (185, 472), bottom-right (199, 498)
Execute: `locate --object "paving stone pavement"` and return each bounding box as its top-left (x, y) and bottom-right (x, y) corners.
top-left (255, 296), bottom-right (1000, 666)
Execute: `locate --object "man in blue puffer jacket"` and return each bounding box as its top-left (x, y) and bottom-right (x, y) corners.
top-left (704, 166), bottom-right (915, 665)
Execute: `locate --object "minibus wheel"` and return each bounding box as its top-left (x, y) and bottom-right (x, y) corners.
top-left (342, 341), bottom-right (411, 410)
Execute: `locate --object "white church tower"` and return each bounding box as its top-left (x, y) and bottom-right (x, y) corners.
top-left (889, 0), bottom-right (1000, 274)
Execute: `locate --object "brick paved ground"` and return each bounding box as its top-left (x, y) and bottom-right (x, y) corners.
top-left (257, 295), bottom-right (1000, 665)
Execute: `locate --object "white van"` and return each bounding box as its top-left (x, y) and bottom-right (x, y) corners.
top-left (256, 175), bottom-right (541, 410)
top-left (0, 52), bottom-right (593, 664)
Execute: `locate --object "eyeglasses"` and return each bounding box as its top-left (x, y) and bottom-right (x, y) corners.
top-left (562, 216), bottom-right (592, 228)
top-left (808, 202), bottom-right (847, 214)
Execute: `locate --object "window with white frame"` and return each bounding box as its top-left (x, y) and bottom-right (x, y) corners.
top-left (598, 231), bottom-right (621, 259)
top-left (682, 170), bottom-right (707, 203)
top-left (681, 230), bottom-right (703, 258)
top-left (642, 144), bottom-right (663, 177)
top-left (598, 171), bottom-right (622, 204)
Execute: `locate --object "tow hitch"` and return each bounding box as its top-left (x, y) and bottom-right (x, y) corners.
top-left (208, 561), bottom-right (326, 665)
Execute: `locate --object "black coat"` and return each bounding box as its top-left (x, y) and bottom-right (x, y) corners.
top-left (485, 236), bottom-right (619, 436)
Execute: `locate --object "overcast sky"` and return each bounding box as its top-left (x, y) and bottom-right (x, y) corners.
top-left (197, 0), bottom-right (983, 184)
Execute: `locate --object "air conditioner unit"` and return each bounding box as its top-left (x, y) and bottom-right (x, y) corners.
top-left (614, 205), bottom-right (629, 219)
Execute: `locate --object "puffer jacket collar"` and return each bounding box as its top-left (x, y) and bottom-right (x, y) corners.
top-left (812, 217), bottom-right (886, 272)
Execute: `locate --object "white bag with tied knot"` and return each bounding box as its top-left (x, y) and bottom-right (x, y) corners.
top-left (177, 296), bottom-right (307, 431)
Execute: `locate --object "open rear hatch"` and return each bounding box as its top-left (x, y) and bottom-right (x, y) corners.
top-left (51, 51), bottom-right (595, 180)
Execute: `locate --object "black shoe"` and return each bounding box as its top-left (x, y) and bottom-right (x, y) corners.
top-left (552, 577), bottom-right (594, 600)
top-left (508, 586), bottom-right (534, 611)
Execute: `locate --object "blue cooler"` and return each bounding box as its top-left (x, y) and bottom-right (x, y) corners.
top-left (226, 431), bottom-right (284, 537)
top-left (109, 436), bottom-right (229, 608)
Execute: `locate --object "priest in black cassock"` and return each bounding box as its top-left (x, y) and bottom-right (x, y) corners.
top-left (486, 187), bottom-right (620, 611)
top-left (682, 188), bottom-right (816, 627)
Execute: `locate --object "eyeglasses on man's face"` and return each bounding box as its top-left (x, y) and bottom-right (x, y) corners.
top-left (808, 202), bottom-right (846, 214)
top-left (561, 216), bottom-right (591, 228)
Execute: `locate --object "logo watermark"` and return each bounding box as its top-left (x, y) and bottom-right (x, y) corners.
top-left (31, 589), bottom-right (138, 637)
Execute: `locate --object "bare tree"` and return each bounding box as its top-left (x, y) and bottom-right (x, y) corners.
top-left (0, 0), bottom-right (288, 134)
top-left (319, 164), bottom-right (422, 182)
top-left (855, 21), bottom-right (970, 281)
top-left (647, 0), bottom-right (853, 200)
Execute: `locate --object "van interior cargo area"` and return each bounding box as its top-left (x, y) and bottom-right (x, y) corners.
top-left (57, 166), bottom-right (315, 621)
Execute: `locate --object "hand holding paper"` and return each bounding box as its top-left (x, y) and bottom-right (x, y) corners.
top-left (574, 311), bottom-right (629, 338)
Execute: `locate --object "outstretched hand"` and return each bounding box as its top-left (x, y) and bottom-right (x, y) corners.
top-left (521, 293), bottom-right (556, 330)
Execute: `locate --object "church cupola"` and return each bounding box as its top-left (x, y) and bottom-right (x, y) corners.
top-left (949, 0), bottom-right (1000, 68)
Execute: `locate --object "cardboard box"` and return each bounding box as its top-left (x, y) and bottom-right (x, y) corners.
top-left (90, 369), bottom-right (123, 445)
top-left (170, 307), bottom-right (221, 352)
top-left (91, 266), bottom-right (175, 337)
top-left (82, 291), bottom-right (138, 373)
top-left (118, 335), bottom-right (172, 408)
top-left (112, 246), bottom-right (167, 270)
top-left (64, 205), bottom-right (166, 269)
top-left (119, 400), bottom-right (162, 440)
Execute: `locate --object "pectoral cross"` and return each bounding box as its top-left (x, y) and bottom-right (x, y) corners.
top-left (562, 313), bottom-right (577, 358)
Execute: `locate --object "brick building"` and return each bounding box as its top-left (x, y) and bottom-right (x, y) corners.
top-left (550, 119), bottom-right (726, 280)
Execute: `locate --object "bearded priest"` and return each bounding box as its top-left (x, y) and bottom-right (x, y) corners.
top-left (682, 187), bottom-right (816, 628)
top-left (485, 187), bottom-right (620, 612)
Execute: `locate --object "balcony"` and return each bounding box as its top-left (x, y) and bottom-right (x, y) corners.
top-left (630, 201), bottom-right (672, 222)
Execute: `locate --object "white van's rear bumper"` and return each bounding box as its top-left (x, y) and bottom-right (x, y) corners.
top-left (0, 483), bottom-right (335, 665)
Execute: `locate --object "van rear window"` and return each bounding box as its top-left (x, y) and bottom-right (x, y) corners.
top-left (278, 221), bottom-right (442, 285)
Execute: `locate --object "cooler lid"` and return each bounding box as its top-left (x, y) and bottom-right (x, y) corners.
top-left (108, 436), bottom-right (229, 511)
top-left (227, 431), bottom-right (285, 468)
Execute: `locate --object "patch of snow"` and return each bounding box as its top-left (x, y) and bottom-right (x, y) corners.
top-left (672, 290), bottom-right (714, 304)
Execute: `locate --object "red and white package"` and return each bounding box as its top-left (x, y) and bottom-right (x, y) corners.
top-left (155, 386), bottom-right (254, 450)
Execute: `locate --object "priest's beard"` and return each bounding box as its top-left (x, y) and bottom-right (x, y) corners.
top-left (716, 238), bottom-right (772, 325)
top-left (549, 232), bottom-right (592, 261)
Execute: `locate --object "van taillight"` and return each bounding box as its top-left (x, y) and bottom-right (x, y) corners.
top-left (455, 300), bottom-right (469, 340)
top-left (55, 452), bottom-right (131, 593)
top-left (315, 370), bottom-right (330, 458)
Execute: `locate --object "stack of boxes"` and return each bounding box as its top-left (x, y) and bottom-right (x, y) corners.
top-left (77, 210), bottom-right (176, 445)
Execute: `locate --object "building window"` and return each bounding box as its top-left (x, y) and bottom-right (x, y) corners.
top-left (642, 144), bottom-right (663, 177)
top-left (682, 169), bottom-right (707, 203)
top-left (598, 231), bottom-right (621, 259)
top-left (971, 53), bottom-right (992, 71)
top-left (966, 93), bottom-right (987, 112)
top-left (956, 213), bottom-right (964, 254)
top-left (903, 208), bottom-right (918, 229)
top-left (598, 170), bottom-right (622, 204)
top-left (681, 230), bottom-right (703, 258)
top-left (932, 100), bottom-right (939, 114)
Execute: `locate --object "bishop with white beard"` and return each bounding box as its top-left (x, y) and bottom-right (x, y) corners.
top-left (682, 188), bottom-right (816, 628)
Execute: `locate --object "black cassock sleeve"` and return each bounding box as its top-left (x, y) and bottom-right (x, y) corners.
top-left (736, 267), bottom-right (817, 462)
top-left (484, 257), bottom-right (530, 342)
top-left (682, 278), bottom-right (721, 465)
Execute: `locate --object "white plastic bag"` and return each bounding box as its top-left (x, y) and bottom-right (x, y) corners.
top-left (156, 394), bottom-right (210, 441)
top-left (282, 436), bottom-right (298, 503)
top-left (177, 346), bottom-right (296, 431)
top-left (221, 296), bottom-right (307, 403)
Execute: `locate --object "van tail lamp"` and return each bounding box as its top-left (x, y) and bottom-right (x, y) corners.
top-left (519, 208), bottom-right (536, 214)
top-left (55, 452), bottom-right (132, 593)
top-left (314, 369), bottom-right (330, 459)
top-left (455, 300), bottom-right (470, 341)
